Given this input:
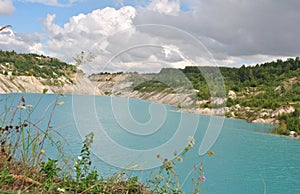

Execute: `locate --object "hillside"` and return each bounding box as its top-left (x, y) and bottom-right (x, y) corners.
top-left (0, 50), bottom-right (101, 95)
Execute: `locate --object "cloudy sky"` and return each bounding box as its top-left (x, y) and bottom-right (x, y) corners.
top-left (0, 0), bottom-right (299, 74)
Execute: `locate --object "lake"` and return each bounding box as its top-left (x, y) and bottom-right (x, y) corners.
top-left (1, 93), bottom-right (299, 193)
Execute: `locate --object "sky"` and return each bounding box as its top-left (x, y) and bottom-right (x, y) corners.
top-left (0, 0), bottom-right (300, 74)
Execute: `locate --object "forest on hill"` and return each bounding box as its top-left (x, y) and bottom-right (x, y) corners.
top-left (131, 57), bottom-right (300, 135)
top-left (0, 50), bottom-right (76, 80)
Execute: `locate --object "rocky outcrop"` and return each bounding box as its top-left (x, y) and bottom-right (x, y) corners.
top-left (289, 131), bottom-right (300, 138)
top-left (125, 91), bottom-right (195, 107)
top-left (90, 73), bottom-right (196, 107)
top-left (271, 106), bottom-right (295, 117)
top-left (228, 90), bottom-right (237, 99)
top-left (225, 105), bottom-right (296, 124)
top-left (0, 73), bottom-right (101, 95)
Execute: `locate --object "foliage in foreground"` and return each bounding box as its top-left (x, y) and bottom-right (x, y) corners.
top-left (0, 95), bottom-right (206, 193)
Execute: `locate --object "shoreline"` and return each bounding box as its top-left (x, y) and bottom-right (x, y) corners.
top-left (1, 91), bottom-right (277, 126)
top-left (3, 91), bottom-right (300, 139)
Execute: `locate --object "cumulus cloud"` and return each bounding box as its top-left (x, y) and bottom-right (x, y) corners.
top-left (40, 4), bottom-right (219, 74)
top-left (147, 0), bottom-right (180, 16)
top-left (0, 28), bottom-right (44, 54)
top-left (43, 6), bottom-right (137, 72)
top-left (0, 0), bottom-right (15, 15)
top-left (81, 23), bottom-right (217, 74)
top-left (43, 14), bottom-right (63, 36)
top-left (93, 25), bottom-right (211, 73)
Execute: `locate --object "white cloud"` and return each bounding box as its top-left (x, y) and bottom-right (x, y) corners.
top-left (0, 0), bottom-right (15, 15)
top-left (147, 0), bottom-right (180, 16)
top-left (163, 45), bottom-right (185, 61)
top-left (43, 6), bottom-right (136, 67)
top-left (43, 14), bottom-right (63, 36)
top-left (41, 4), bottom-right (222, 74)
top-left (79, 23), bottom-right (219, 74)
top-left (28, 43), bottom-right (44, 53)
top-left (0, 28), bottom-right (44, 54)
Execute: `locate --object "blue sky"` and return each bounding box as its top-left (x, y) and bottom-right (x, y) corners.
top-left (1, 0), bottom-right (192, 33)
top-left (0, 0), bottom-right (299, 73)
top-left (1, 1), bottom-right (139, 32)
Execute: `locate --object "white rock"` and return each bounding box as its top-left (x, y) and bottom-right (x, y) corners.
top-left (235, 104), bottom-right (241, 110)
top-left (271, 106), bottom-right (295, 117)
top-left (252, 118), bottom-right (265, 123)
top-left (289, 131), bottom-right (298, 137)
top-left (228, 90), bottom-right (237, 99)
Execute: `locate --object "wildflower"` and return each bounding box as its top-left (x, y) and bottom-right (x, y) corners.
top-left (188, 136), bottom-right (195, 147)
top-left (163, 158), bottom-right (168, 163)
top-left (40, 149), bottom-right (45, 154)
top-left (78, 156), bottom-right (83, 161)
top-left (173, 151), bottom-right (177, 156)
top-left (207, 150), bottom-right (215, 156)
top-left (201, 175), bottom-right (206, 182)
top-left (165, 165), bottom-right (172, 171)
top-left (176, 157), bottom-right (183, 163)
top-left (184, 145), bottom-right (190, 151)
top-left (156, 154), bottom-right (161, 159)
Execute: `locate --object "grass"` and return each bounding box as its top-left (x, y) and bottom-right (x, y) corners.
top-left (0, 94), bottom-right (207, 193)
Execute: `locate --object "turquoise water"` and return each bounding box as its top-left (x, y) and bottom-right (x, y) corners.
top-left (1, 93), bottom-right (299, 193)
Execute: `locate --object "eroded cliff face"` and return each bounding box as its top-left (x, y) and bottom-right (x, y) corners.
top-left (0, 73), bottom-right (102, 95)
top-left (0, 72), bottom-right (195, 107)
top-left (89, 73), bottom-right (196, 107)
